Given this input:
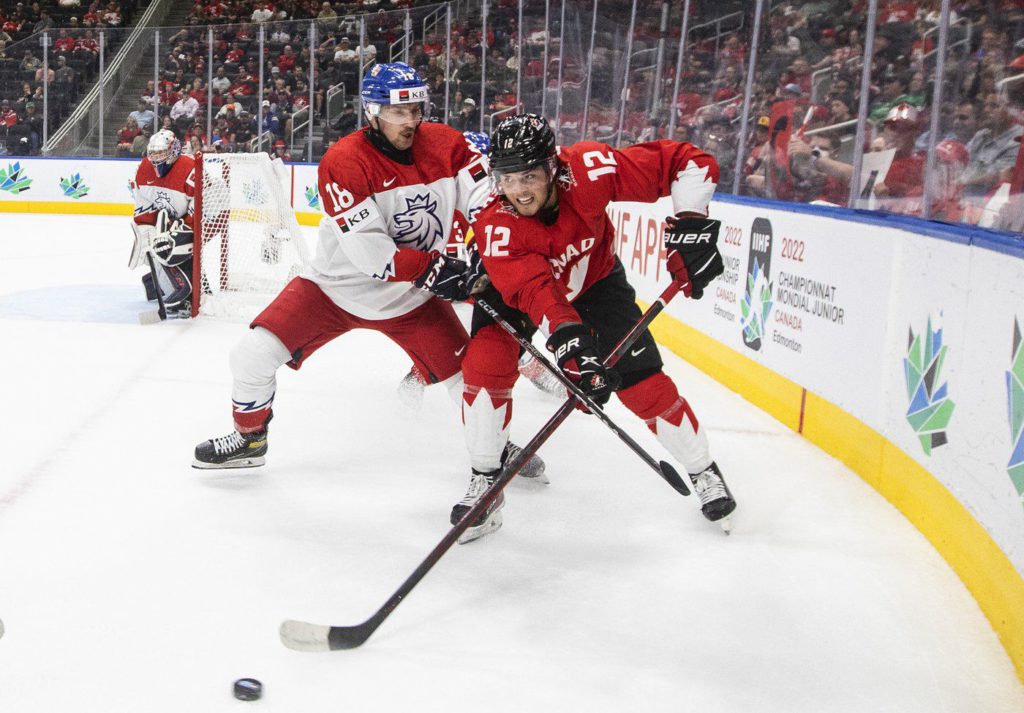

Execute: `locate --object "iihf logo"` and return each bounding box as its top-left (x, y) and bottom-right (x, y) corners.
top-left (392, 193), bottom-right (444, 250)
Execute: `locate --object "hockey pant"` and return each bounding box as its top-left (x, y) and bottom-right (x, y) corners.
top-left (229, 276), bottom-right (469, 433)
top-left (461, 260), bottom-right (712, 474)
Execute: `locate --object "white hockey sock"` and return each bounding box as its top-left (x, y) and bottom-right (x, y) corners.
top-left (230, 326), bottom-right (291, 424)
top-left (653, 405), bottom-right (713, 475)
top-left (462, 386), bottom-right (511, 473)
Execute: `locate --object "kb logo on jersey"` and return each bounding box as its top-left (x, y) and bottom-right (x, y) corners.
top-left (393, 193), bottom-right (444, 250)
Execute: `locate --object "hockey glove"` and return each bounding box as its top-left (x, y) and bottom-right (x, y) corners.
top-left (151, 219), bottom-right (195, 267)
top-left (546, 323), bottom-right (620, 407)
top-left (663, 214), bottom-right (724, 299)
top-left (414, 251), bottom-right (474, 302)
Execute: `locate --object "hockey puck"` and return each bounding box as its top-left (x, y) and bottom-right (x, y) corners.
top-left (233, 678), bottom-right (262, 701)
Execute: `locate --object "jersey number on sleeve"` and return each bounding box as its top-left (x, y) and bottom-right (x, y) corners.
top-left (582, 150), bottom-right (617, 181)
top-left (323, 182), bottom-right (355, 215)
top-left (482, 224), bottom-right (510, 257)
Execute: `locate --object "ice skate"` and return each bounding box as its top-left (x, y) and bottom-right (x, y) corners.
top-left (688, 462), bottom-right (736, 533)
top-left (503, 441), bottom-right (549, 483)
top-left (452, 469), bottom-right (504, 544)
top-left (193, 428), bottom-right (269, 469)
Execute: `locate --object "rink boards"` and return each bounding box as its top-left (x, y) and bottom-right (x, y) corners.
top-left (1, 155), bottom-right (1022, 680)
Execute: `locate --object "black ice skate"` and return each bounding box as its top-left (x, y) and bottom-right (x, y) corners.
top-left (193, 428), bottom-right (269, 469)
top-left (503, 442), bottom-right (548, 483)
top-left (689, 462), bottom-right (736, 533)
top-left (451, 469), bottom-right (504, 544)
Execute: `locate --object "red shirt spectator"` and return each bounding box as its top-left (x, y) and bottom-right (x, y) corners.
top-left (1, 104), bottom-right (18, 127)
top-left (54, 33), bottom-right (76, 54)
top-left (277, 47), bottom-right (297, 73)
top-left (880, 1), bottom-right (916, 22)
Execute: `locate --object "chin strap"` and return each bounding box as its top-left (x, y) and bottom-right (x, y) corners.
top-left (537, 173), bottom-right (560, 225)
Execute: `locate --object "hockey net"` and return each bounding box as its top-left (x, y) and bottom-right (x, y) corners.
top-left (192, 152), bottom-right (312, 319)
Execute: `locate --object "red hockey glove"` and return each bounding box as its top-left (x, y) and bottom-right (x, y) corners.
top-left (663, 215), bottom-right (724, 299)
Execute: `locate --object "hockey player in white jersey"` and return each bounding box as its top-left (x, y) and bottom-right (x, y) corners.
top-left (193, 63), bottom-right (543, 539)
top-left (129, 129), bottom-right (196, 317)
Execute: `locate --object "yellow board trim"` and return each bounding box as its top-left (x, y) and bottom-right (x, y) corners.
top-left (645, 302), bottom-right (1024, 682)
top-left (0, 201), bottom-right (132, 216)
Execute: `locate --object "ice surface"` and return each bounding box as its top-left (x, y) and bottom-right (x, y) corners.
top-left (0, 214), bottom-right (1021, 712)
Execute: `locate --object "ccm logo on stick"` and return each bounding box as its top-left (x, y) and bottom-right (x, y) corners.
top-left (665, 232), bottom-right (712, 246)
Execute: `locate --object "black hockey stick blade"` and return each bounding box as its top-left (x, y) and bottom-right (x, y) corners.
top-left (659, 460), bottom-right (690, 496)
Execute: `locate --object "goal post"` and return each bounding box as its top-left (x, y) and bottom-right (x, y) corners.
top-left (192, 152), bottom-right (313, 319)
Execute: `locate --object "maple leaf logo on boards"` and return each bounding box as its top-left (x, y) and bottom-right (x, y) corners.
top-left (903, 315), bottom-right (955, 455)
top-left (59, 173), bottom-right (90, 199)
top-left (0, 162), bottom-right (32, 194)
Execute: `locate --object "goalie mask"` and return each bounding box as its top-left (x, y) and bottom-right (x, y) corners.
top-left (148, 129), bottom-right (181, 178)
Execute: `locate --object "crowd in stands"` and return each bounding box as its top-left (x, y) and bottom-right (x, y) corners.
top-left (656, 0), bottom-right (1024, 228)
top-left (0, 0), bottom-right (141, 155)
top-left (2, 0), bottom-right (1023, 229)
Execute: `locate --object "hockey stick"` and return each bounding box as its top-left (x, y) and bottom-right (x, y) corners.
top-left (474, 296), bottom-right (690, 498)
top-left (138, 252), bottom-right (168, 325)
top-left (279, 280), bottom-right (686, 652)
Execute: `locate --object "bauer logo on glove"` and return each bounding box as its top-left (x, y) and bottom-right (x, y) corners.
top-left (663, 214), bottom-right (724, 299)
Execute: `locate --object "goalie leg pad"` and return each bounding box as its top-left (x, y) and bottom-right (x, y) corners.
top-left (617, 372), bottom-right (712, 474)
top-left (230, 326), bottom-right (291, 433)
top-left (160, 260), bottom-right (193, 310)
top-left (142, 271), bottom-right (157, 301)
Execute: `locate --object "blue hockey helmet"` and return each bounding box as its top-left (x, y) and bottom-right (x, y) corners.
top-left (463, 131), bottom-right (491, 156)
top-left (360, 62), bottom-right (431, 121)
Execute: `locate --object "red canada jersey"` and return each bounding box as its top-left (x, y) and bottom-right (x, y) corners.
top-left (132, 154), bottom-right (196, 229)
top-left (473, 140), bottom-right (718, 333)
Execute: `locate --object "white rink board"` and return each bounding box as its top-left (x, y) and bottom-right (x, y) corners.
top-left (611, 196), bottom-right (1024, 579)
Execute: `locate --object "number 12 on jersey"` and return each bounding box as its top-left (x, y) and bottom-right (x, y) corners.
top-left (481, 224), bottom-right (511, 257)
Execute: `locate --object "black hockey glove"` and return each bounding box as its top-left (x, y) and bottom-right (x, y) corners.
top-left (663, 215), bottom-right (724, 299)
top-left (546, 323), bottom-right (620, 407)
top-left (414, 251), bottom-right (475, 302)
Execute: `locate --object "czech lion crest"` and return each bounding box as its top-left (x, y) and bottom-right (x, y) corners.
top-left (392, 193), bottom-right (444, 250)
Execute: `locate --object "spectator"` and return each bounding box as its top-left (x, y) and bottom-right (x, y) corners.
top-left (35, 62), bottom-right (55, 85)
top-left (357, 36), bottom-right (377, 64)
top-left (874, 103), bottom-right (926, 211)
top-left (131, 124), bottom-right (152, 156)
top-left (959, 93), bottom-right (1024, 204)
top-left (20, 50), bottom-right (41, 75)
top-left (55, 56), bottom-right (75, 87)
top-left (451, 97), bottom-right (479, 131)
top-left (116, 116), bottom-right (140, 157)
top-left (54, 29), bottom-right (76, 55)
top-left (1, 99), bottom-right (18, 128)
top-left (316, 2), bottom-right (337, 33)
top-left (129, 99), bottom-right (155, 131)
top-left (23, 102), bottom-right (42, 152)
top-left (171, 88), bottom-right (200, 132)
top-left (277, 45), bottom-right (297, 73)
top-left (211, 66), bottom-right (231, 95)
top-left (270, 23), bottom-right (291, 44)
top-left (271, 138), bottom-right (291, 162)
top-left (252, 2), bottom-right (273, 23)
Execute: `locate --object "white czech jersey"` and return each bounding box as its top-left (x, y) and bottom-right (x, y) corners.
top-left (306, 122), bottom-right (491, 320)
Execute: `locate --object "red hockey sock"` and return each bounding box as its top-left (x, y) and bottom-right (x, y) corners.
top-left (616, 372), bottom-right (698, 434)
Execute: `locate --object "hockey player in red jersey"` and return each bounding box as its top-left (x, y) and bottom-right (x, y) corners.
top-left (192, 63), bottom-right (543, 493)
top-left (456, 114), bottom-right (737, 540)
top-left (129, 129), bottom-right (196, 316)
